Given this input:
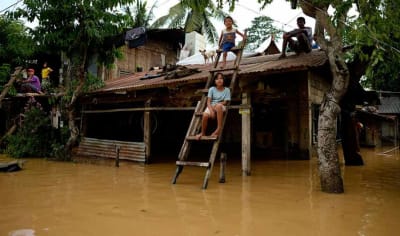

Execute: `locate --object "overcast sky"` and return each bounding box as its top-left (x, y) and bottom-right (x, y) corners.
top-left (0, 0), bottom-right (313, 30)
top-left (0, 0), bottom-right (315, 49)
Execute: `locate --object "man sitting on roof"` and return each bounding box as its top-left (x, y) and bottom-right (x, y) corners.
top-left (279, 17), bottom-right (312, 59)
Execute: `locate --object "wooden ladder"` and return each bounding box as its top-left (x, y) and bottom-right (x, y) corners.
top-left (172, 42), bottom-right (246, 189)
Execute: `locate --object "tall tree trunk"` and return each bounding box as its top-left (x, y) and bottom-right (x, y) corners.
top-left (317, 93), bottom-right (344, 193)
top-left (314, 9), bottom-right (349, 193)
top-left (299, 1), bottom-right (350, 193)
top-left (63, 48), bottom-right (88, 159)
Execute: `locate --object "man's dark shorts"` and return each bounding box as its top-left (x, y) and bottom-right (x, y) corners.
top-left (289, 33), bottom-right (312, 54)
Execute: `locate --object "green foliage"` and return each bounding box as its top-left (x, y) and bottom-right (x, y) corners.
top-left (151, 0), bottom-right (227, 44)
top-left (0, 64), bottom-right (18, 96)
top-left (61, 73), bottom-right (105, 103)
top-left (12, 0), bottom-right (134, 64)
top-left (49, 125), bottom-right (71, 161)
top-left (62, 79), bottom-right (79, 104)
top-left (5, 97), bottom-right (53, 157)
top-left (350, 0), bottom-right (400, 91)
top-left (83, 73), bottom-right (105, 93)
top-left (124, 0), bottom-right (156, 28)
top-left (0, 15), bottom-right (36, 66)
top-left (245, 16), bottom-right (283, 50)
top-left (256, 0), bottom-right (274, 9)
top-left (0, 64), bottom-right (11, 90)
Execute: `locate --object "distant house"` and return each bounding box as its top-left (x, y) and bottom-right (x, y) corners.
top-left (95, 28), bottom-right (185, 81)
top-left (350, 91), bottom-right (399, 148)
top-left (259, 35), bottom-right (281, 55)
top-left (377, 92), bottom-right (400, 116)
top-left (77, 49), bottom-right (333, 168)
top-left (356, 109), bottom-right (397, 147)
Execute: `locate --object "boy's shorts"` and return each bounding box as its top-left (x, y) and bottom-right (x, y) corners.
top-left (42, 79), bottom-right (51, 89)
top-left (204, 105), bottom-right (226, 115)
top-left (222, 42), bottom-right (235, 52)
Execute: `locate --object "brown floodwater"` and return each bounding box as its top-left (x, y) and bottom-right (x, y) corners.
top-left (1, 147), bottom-right (399, 236)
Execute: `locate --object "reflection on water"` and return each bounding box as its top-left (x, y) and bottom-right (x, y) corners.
top-left (1, 147), bottom-right (399, 236)
top-left (8, 229), bottom-right (35, 236)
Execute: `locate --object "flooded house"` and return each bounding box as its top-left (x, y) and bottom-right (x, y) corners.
top-left (77, 49), bottom-right (333, 174)
top-left (356, 109), bottom-right (398, 148)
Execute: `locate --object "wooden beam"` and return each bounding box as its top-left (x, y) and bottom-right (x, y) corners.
top-left (219, 152), bottom-right (227, 183)
top-left (81, 105), bottom-right (251, 114)
top-left (144, 99), bottom-right (152, 163)
top-left (241, 92), bottom-right (251, 176)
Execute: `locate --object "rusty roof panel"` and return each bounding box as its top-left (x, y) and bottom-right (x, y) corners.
top-left (95, 50), bottom-right (328, 94)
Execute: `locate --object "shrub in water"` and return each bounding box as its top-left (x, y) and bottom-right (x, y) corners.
top-left (6, 97), bottom-right (54, 157)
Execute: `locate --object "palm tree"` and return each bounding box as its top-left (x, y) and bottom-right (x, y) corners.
top-left (151, 0), bottom-right (228, 44)
top-left (124, 0), bottom-right (156, 28)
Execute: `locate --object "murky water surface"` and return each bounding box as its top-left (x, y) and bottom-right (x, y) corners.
top-left (1, 147), bottom-right (399, 236)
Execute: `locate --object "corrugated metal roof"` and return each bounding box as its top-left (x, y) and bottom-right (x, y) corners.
top-left (378, 96), bottom-right (400, 114)
top-left (95, 50), bottom-right (328, 94)
top-left (357, 109), bottom-right (397, 121)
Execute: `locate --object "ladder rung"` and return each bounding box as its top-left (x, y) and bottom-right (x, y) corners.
top-left (195, 88), bottom-right (208, 94)
top-left (186, 135), bottom-right (218, 141)
top-left (210, 66), bottom-right (238, 73)
top-left (176, 161), bottom-right (210, 167)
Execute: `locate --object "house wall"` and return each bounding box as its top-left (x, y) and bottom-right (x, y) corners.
top-left (109, 40), bottom-right (179, 80)
top-left (382, 121), bottom-right (396, 139)
top-left (297, 75), bottom-right (310, 158)
top-left (307, 71), bottom-right (331, 154)
top-left (184, 31), bottom-right (206, 57)
top-left (285, 72), bottom-right (322, 159)
top-left (251, 72), bottom-right (312, 159)
top-left (359, 118), bottom-right (382, 147)
top-left (308, 71), bottom-right (330, 104)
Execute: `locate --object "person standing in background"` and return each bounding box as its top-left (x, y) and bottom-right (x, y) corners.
top-left (41, 62), bottom-right (53, 90)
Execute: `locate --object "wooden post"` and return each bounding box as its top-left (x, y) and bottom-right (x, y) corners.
top-left (241, 92), bottom-right (251, 176)
top-left (144, 99), bottom-right (152, 163)
top-left (219, 152), bottom-right (227, 183)
top-left (115, 145), bottom-right (120, 167)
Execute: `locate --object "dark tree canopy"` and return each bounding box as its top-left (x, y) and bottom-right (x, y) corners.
top-left (245, 16), bottom-right (282, 50)
top-left (0, 15), bottom-right (36, 66)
